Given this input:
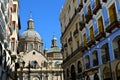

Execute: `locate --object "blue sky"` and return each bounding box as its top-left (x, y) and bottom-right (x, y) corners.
top-left (19, 0), bottom-right (65, 49)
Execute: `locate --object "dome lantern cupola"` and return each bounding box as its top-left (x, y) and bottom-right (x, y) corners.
top-left (51, 35), bottom-right (58, 48)
top-left (27, 11), bottom-right (34, 30)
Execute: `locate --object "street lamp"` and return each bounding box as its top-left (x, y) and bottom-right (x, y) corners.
top-left (28, 61), bottom-right (31, 80)
top-left (40, 66), bottom-right (42, 80)
top-left (19, 59), bottom-right (25, 80)
top-left (45, 62), bottom-right (48, 80)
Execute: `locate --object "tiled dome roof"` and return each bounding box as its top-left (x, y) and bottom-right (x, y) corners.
top-left (21, 29), bottom-right (41, 40)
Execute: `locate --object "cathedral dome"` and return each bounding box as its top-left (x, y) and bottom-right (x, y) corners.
top-left (21, 12), bottom-right (42, 41)
top-left (21, 29), bottom-right (41, 40)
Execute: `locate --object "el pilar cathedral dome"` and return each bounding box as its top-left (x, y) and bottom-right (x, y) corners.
top-left (19, 13), bottom-right (43, 53)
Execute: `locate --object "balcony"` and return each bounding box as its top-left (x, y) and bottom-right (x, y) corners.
top-left (95, 32), bottom-right (105, 41)
top-left (84, 0), bottom-right (87, 3)
top-left (64, 43), bottom-right (68, 48)
top-left (102, 0), bottom-right (107, 3)
top-left (80, 42), bottom-right (87, 52)
top-left (77, 3), bottom-right (83, 12)
top-left (93, 59), bottom-right (98, 67)
top-left (73, 29), bottom-right (79, 38)
top-left (62, 46), bottom-right (82, 64)
top-left (86, 63), bottom-right (90, 69)
top-left (79, 21), bottom-right (85, 31)
top-left (106, 14), bottom-right (120, 33)
top-left (87, 39), bottom-right (95, 47)
top-left (93, 1), bottom-right (101, 14)
top-left (85, 12), bottom-right (92, 23)
top-left (68, 36), bottom-right (72, 44)
top-left (61, 9), bottom-right (78, 39)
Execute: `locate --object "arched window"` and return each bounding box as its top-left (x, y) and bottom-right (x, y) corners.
top-left (112, 35), bottom-right (120, 59)
top-left (101, 43), bottom-right (110, 64)
top-left (71, 65), bottom-right (76, 80)
top-left (67, 68), bottom-right (69, 78)
top-left (78, 61), bottom-right (82, 73)
top-left (35, 43), bottom-right (38, 50)
top-left (85, 55), bottom-right (90, 69)
top-left (30, 44), bottom-right (33, 51)
top-left (92, 51), bottom-right (99, 66)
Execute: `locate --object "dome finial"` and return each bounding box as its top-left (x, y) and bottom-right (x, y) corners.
top-left (30, 10), bottom-right (32, 19)
top-left (51, 33), bottom-right (58, 48)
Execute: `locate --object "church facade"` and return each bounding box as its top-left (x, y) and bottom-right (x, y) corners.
top-left (17, 14), bottom-right (63, 80)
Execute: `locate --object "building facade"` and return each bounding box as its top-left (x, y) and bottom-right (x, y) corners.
top-left (0, 0), bottom-right (21, 80)
top-left (59, 0), bottom-right (84, 80)
top-left (60, 0), bottom-right (120, 80)
top-left (18, 14), bottom-right (63, 80)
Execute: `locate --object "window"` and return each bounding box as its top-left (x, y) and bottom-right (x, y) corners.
top-left (11, 38), bottom-right (15, 51)
top-left (33, 52), bottom-right (35, 55)
top-left (11, 42), bottom-right (14, 51)
top-left (89, 26), bottom-right (94, 40)
top-left (88, 5), bottom-right (91, 13)
top-left (67, 69), bottom-right (69, 77)
top-left (39, 46), bottom-right (41, 51)
top-left (82, 14), bottom-right (85, 22)
top-left (86, 27), bottom-right (90, 41)
top-left (12, 21), bottom-right (16, 30)
top-left (108, 3), bottom-right (116, 23)
top-left (77, 41), bottom-right (79, 48)
top-left (78, 61), bottom-right (82, 73)
top-left (98, 16), bottom-right (104, 33)
top-left (83, 33), bottom-right (87, 46)
top-left (30, 44), bottom-right (33, 50)
top-left (101, 43), bottom-right (110, 63)
top-left (71, 47), bottom-right (73, 53)
top-left (68, 5), bottom-right (71, 13)
top-left (35, 43), bottom-right (38, 50)
top-left (26, 43), bottom-right (27, 50)
top-left (13, 4), bottom-right (16, 12)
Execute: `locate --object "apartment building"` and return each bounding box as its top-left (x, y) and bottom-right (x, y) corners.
top-left (0, 0), bottom-right (20, 80)
top-left (60, 0), bottom-right (120, 80)
top-left (60, 0), bottom-right (83, 80)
